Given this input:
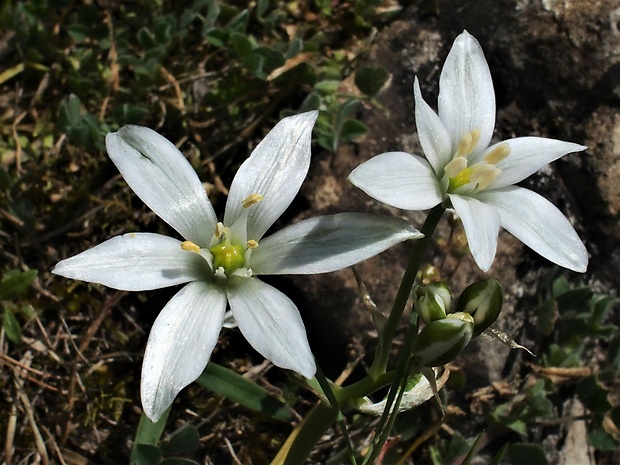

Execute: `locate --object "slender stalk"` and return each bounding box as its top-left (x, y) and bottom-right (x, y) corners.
top-left (362, 313), bottom-right (419, 464)
top-left (369, 205), bottom-right (445, 378)
top-left (315, 366), bottom-right (358, 465)
top-left (339, 370), bottom-right (395, 403)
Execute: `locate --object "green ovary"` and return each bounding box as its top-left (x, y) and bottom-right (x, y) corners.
top-left (448, 167), bottom-right (473, 191)
top-left (210, 242), bottom-right (246, 276)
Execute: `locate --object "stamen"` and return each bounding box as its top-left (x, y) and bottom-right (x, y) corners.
top-left (242, 193), bottom-right (264, 209)
top-left (484, 143), bottom-right (511, 165)
top-left (181, 241), bottom-right (201, 253)
top-left (214, 222), bottom-right (225, 239)
top-left (455, 128), bottom-right (481, 157)
top-left (476, 167), bottom-right (501, 190)
top-left (445, 157), bottom-right (468, 178)
top-left (247, 239), bottom-right (259, 249)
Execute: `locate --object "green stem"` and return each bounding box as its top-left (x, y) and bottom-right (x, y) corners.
top-left (369, 205), bottom-right (445, 378)
top-left (362, 313), bottom-right (419, 465)
top-left (339, 370), bottom-right (395, 403)
top-left (315, 366), bottom-right (358, 465)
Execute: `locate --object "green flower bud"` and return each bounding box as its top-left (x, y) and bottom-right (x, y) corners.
top-left (415, 282), bottom-right (452, 323)
top-left (410, 313), bottom-right (474, 366)
top-left (456, 278), bottom-right (503, 336)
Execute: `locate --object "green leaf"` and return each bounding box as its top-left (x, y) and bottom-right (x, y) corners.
top-left (226, 9), bottom-right (249, 33)
top-left (0, 269), bottom-right (38, 300)
top-left (138, 27), bottom-right (157, 49)
top-left (196, 363), bottom-right (293, 422)
top-left (537, 298), bottom-right (556, 336)
top-left (242, 53), bottom-right (264, 76)
top-left (314, 80), bottom-right (340, 94)
top-left (354, 65), bottom-right (389, 97)
top-left (205, 28), bottom-right (228, 47)
top-left (577, 375), bottom-right (611, 413)
top-left (254, 46), bottom-right (285, 73)
top-left (587, 420), bottom-right (619, 451)
top-left (256, 0), bottom-right (269, 17)
top-left (160, 424), bottom-right (200, 456)
top-left (551, 276), bottom-right (570, 297)
top-left (230, 32), bottom-right (253, 57)
top-left (113, 104), bottom-right (150, 125)
top-left (507, 443), bottom-right (548, 465)
top-left (299, 92), bottom-right (321, 112)
top-left (3, 311), bottom-right (22, 344)
top-left (339, 119), bottom-right (368, 143)
top-left (135, 409), bottom-right (171, 446)
top-left (314, 0), bottom-right (332, 15)
top-left (18, 305), bottom-right (35, 318)
top-left (58, 94), bottom-right (83, 129)
top-left (130, 443), bottom-right (162, 465)
top-left (555, 287), bottom-right (593, 311)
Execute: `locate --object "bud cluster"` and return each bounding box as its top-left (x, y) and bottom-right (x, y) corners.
top-left (411, 279), bottom-right (503, 366)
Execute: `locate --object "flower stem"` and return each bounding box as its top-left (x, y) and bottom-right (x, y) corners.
top-left (369, 205), bottom-right (445, 378)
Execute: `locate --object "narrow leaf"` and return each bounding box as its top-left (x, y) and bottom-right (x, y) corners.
top-left (196, 362), bottom-right (293, 422)
top-left (134, 409), bottom-right (171, 445)
top-left (3, 311), bottom-right (22, 343)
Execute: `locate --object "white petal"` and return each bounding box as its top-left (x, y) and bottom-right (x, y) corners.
top-left (478, 187), bottom-right (588, 272)
top-left (413, 78), bottom-right (453, 173)
top-left (141, 281), bottom-right (227, 421)
top-left (438, 31), bottom-right (495, 155)
top-left (227, 277), bottom-right (316, 378)
top-left (349, 152), bottom-right (443, 211)
top-left (52, 233), bottom-right (206, 291)
top-left (106, 126), bottom-right (217, 245)
top-left (487, 137), bottom-right (587, 189)
top-left (249, 212), bottom-right (423, 275)
top-left (224, 111), bottom-right (318, 241)
top-left (449, 194), bottom-right (500, 272)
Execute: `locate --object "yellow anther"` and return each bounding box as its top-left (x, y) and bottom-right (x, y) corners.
top-left (181, 241), bottom-right (201, 253)
top-left (484, 143), bottom-right (511, 165)
top-left (476, 167), bottom-right (501, 190)
top-left (214, 222), bottom-right (225, 239)
top-left (242, 193), bottom-right (264, 209)
top-left (445, 157), bottom-right (468, 178)
top-left (247, 239), bottom-right (259, 249)
top-left (455, 128), bottom-right (481, 157)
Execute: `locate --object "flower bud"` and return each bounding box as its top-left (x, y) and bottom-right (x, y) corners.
top-left (415, 282), bottom-right (452, 324)
top-left (456, 279), bottom-right (503, 336)
top-left (410, 313), bottom-right (474, 366)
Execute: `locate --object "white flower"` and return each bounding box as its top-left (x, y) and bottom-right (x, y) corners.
top-left (53, 111), bottom-right (421, 421)
top-left (349, 31), bottom-right (588, 273)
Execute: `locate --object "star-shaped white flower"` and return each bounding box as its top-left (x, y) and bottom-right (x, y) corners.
top-left (349, 31), bottom-right (588, 272)
top-left (53, 111), bottom-right (421, 421)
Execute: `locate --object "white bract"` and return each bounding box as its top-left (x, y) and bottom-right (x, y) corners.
top-left (349, 31), bottom-right (588, 272)
top-left (53, 111), bottom-right (422, 421)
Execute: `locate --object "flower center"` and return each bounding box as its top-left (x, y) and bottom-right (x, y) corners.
top-left (181, 193), bottom-right (263, 279)
top-left (443, 129), bottom-right (510, 195)
top-left (210, 239), bottom-right (246, 276)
